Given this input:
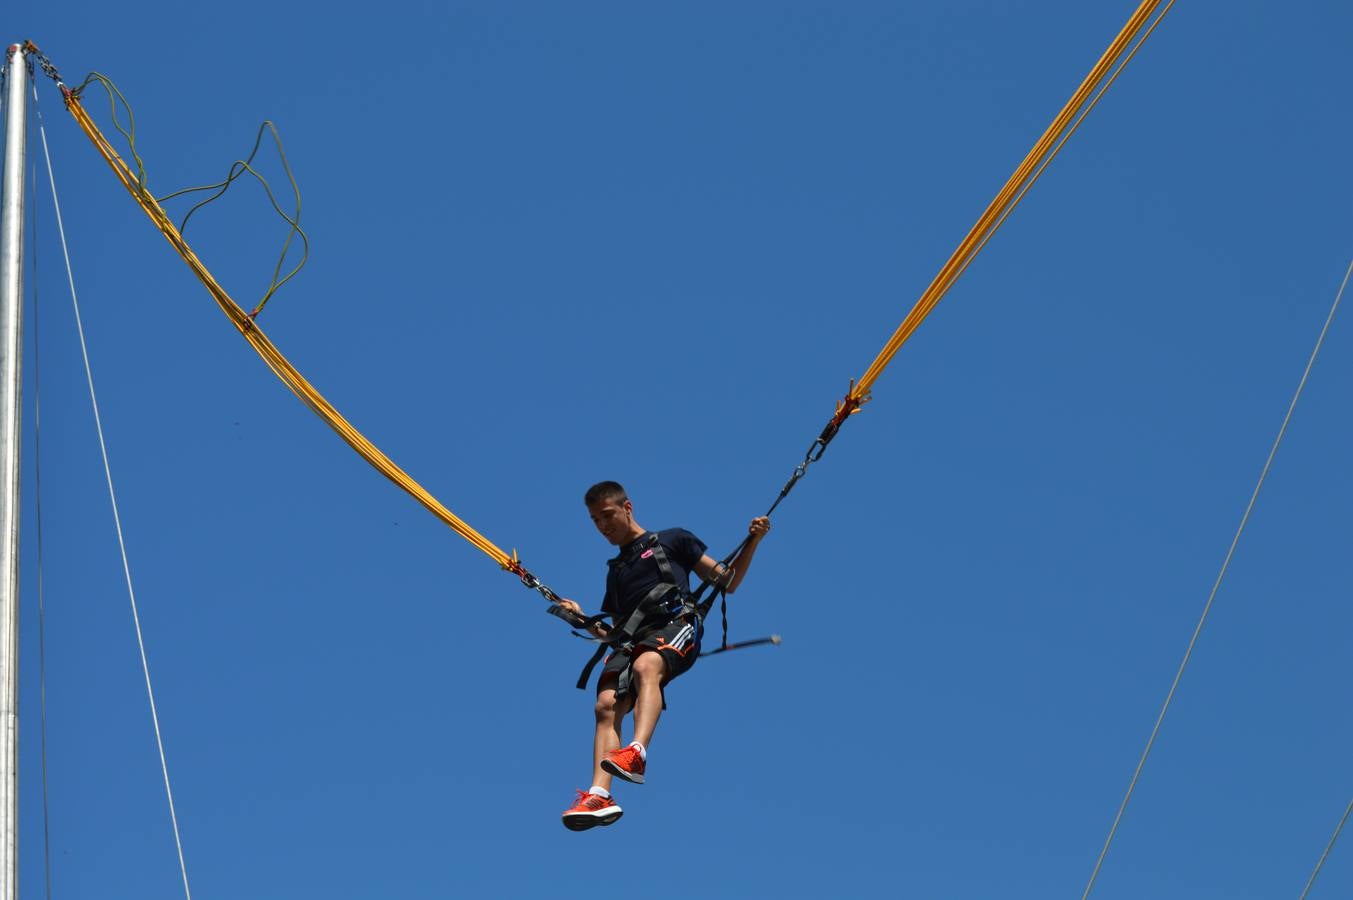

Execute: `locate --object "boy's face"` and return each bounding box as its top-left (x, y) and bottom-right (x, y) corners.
top-left (587, 497), bottom-right (634, 545)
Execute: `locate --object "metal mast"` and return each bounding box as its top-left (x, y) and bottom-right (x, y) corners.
top-left (0, 42), bottom-right (27, 900)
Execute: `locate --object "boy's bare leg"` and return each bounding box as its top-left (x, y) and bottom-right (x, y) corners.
top-left (592, 684), bottom-right (633, 789)
top-left (629, 651), bottom-right (667, 748)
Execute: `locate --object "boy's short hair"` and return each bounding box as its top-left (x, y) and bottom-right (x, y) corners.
top-left (584, 481), bottom-right (628, 507)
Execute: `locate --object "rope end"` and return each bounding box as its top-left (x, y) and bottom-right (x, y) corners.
top-left (816, 383), bottom-right (869, 451)
top-left (838, 380), bottom-right (871, 420)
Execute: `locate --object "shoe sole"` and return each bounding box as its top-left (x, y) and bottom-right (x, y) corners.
top-left (600, 758), bottom-right (645, 784)
top-left (562, 808), bottom-right (623, 831)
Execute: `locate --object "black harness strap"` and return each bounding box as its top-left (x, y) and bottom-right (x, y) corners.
top-left (575, 643), bottom-right (608, 690)
top-left (689, 541), bottom-right (744, 652)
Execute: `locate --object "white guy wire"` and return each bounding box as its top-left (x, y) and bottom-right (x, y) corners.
top-left (33, 86), bottom-right (193, 900)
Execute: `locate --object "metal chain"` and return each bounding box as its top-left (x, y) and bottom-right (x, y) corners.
top-left (21, 42), bottom-right (64, 87)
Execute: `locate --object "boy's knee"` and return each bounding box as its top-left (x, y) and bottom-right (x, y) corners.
top-left (594, 692), bottom-right (618, 721)
top-left (632, 652), bottom-right (666, 684)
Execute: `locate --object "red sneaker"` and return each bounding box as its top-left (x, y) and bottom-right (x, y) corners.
top-left (561, 790), bottom-right (623, 831)
top-left (601, 745), bottom-right (646, 784)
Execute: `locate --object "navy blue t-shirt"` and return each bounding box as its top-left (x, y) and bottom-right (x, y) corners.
top-left (601, 528), bottom-right (708, 622)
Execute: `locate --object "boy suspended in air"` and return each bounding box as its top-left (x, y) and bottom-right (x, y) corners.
top-left (556, 481), bottom-right (770, 830)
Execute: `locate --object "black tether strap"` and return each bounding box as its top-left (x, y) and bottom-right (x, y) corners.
top-left (683, 415), bottom-right (856, 654)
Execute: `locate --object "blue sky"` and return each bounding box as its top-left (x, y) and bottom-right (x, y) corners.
top-left (6, 2), bottom-right (1352, 898)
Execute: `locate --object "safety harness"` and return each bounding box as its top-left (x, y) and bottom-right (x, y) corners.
top-left (567, 533), bottom-right (706, 697)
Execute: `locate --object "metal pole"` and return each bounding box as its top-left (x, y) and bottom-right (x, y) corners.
top-left (0, 43), bottom-right (27, 900)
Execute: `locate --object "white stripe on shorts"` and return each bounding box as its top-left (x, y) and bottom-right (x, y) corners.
top-left (668, 623), bottom-right (695, 652)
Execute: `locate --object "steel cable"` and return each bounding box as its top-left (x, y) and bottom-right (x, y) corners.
top-left (1299, 796), bottom-right (1353, 900)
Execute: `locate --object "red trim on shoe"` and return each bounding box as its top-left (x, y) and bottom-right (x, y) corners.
top-left (561, 790), bottom-right (623, 831)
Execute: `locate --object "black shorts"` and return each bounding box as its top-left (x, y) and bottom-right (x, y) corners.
top-left (598, 617), bottom-right (700, 693)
